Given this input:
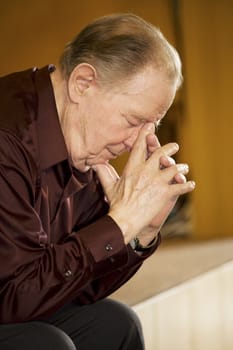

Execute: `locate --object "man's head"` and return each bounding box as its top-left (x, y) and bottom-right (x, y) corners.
top-left (59, 13), bottom-right (182, 90)
top-left (53, 14), bottom-right (182, 172)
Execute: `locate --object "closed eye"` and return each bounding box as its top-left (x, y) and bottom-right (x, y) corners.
top-left (125, 115), bottom-right (144, 128)
top-left (127, 120), bottom-right (142, 127)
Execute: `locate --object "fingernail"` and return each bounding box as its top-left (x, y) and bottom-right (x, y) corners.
top-left (190, 181), bottom-right (196, 189)
top-left (178, 164), bottom-right (189, 172)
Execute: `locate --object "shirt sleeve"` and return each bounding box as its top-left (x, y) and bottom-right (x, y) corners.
top-left (75, 231), bottom-right (161, 305)
top-left (0, 131), bottom-right (160, 323)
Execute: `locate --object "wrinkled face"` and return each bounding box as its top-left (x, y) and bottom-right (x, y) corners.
top-left (64, 66), bottom-right (178, 172)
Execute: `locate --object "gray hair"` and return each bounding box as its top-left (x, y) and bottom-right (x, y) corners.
top-left (59, 13), bottom-right (183, 88)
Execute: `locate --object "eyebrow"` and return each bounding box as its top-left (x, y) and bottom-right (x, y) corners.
top-left (130, 112), bottom-right (162, 129)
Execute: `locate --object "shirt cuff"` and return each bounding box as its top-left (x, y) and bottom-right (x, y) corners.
top-left (77, 215), bottom-right (126, 263)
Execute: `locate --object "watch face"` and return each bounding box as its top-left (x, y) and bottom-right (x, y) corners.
top-left (129, 238), bottom-right (137, 250)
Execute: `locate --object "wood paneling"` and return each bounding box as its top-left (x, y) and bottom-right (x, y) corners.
top-left (0, 0), bottom-right (175, 74)
top-left (180, 0), bottom-right (233, 237)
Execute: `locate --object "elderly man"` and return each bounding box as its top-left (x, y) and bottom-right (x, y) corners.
top-left (0, 13), bottom-right (194, 350)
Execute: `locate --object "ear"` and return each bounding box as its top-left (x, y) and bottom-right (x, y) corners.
top-left (68, 63), bottom-right (97, 103)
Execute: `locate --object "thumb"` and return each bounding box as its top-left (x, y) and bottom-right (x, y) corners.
top-left (93, 163), bottom-right (119, 199)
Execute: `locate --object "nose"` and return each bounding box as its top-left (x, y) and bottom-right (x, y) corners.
top-left (123, 128), bottom-right (141, 151)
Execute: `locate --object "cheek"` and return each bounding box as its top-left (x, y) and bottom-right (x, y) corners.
top-left (95, 123), bottom-right (125, 145)
top-left (85, 104), bottom-right (132, 146)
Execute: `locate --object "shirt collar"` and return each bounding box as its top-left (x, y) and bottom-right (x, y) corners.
top-left (34, 65), bottom-right (93, 185)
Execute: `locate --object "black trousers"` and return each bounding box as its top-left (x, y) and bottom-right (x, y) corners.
top-left (0, 299), bottom-right (145, 350)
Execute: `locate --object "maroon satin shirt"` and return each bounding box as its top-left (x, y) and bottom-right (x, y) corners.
top-left (0, 66), bottom-right (160, 323)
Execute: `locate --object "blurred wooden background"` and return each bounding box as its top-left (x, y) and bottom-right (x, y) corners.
top-left (0, 0), bottom-right (232, 239)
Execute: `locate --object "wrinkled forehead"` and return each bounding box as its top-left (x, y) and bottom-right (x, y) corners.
top-left (122, 68), bottom-right (177, 114)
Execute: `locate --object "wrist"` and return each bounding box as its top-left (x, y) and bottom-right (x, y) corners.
top-left (107, 212), bottom-right (139, 244)
top-left (136, 226), bottom-right (159, 247)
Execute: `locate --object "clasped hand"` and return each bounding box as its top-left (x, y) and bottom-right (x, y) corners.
top-left (94, 123), bottom-right (195, 246)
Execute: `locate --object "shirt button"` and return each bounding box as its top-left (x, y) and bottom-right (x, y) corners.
top-left (105, 243), bottom-right (113, 252)
top-left (48, 64), bottom-right (56, 72)
top-left (64, 269), bottom-right (72, 278)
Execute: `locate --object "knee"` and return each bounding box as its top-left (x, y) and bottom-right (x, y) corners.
top-left (100, 299), bottom-right (144, 342)
top-left (30, 322), bottom-right (76, 350)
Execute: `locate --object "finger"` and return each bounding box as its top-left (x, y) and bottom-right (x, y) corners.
top-left (93, 163), bottom-right (119, 197)
top-left (173, 173), bottom-right (187, 184)
top-left (160, 155), bottom-right (176, 168)
top-left (125, 123), bottom-right (155, 171)
top-left (161, 163), bottom-right (189, 183)
top-left (146, 133), bottom-right (161, 157)
top-left (148, 142), bottom-right (179, 168)
top-left (170, 180), bottom-right (196, 196)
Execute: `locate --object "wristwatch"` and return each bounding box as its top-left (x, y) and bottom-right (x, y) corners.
top-left (130, 236), bottom-right (157, 252)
